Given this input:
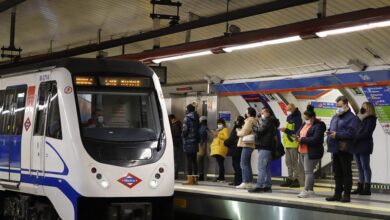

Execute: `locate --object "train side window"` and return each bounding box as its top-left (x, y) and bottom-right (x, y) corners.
top-left (46, 83), bottom-right (62, 139)
top-left (33, 82), bottom-right (62, 139)
top-left (2, 90), bottom-right (16, 135)
top-left (34, 83), bottom-right (50, 136)
top-left (14, 88), bottom-right (26, 135)
top-left (0, 90), bottom-right (4, 135)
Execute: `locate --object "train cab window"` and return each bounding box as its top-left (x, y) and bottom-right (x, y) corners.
top-left (76, 89), bottom-right (161, 142)
top-left (34, 82), bottom-right (62, 139)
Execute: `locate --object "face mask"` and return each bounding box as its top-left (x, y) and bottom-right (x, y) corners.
top-left (97, 116), bottom-right (104, 124)
top-left (287, 111), bottom-right (292, 116)
top-left (336, 107), bottom-right (345, 115)
top-left (261, 115), bottom-right (266, 120)
top-left (305, 119), bottom-right (312, 124)
top-left (217, 124), bottom-right (223, 129)
top-left (360, 108), bottom-right (366, 114)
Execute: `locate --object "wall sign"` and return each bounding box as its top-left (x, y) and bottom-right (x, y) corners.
top-left (363, 86), bottom-right (390, 135)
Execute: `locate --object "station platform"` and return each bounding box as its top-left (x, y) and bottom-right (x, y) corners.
top-left (174, 181), bottom-right (390, 220)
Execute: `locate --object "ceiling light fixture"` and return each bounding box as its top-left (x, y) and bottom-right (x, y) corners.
top-left (152, 51), bottom-right (213, 63)
top-left (316, 19), bottom-right (390, 37)
top-left (222, 35), bottom-right (302, 53)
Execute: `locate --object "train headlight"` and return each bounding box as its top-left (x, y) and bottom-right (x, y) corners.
top-left (100, 180), bottom-right (110, 189)
top-left (150, 180), bottom-right (158, 188)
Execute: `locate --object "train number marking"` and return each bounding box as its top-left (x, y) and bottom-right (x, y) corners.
top-left (24, 118), bottom-right (31, 131)
top-left (64, 86), bottom-right (73, 94)
top-left (117, 173), bottom-right (142, 189)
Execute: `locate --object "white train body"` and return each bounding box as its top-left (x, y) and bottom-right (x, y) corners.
top-left (0, 59), bottom-right (174, 220)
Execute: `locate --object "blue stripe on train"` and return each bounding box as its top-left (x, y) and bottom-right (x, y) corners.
top-left (0, 138), bottom-right (79, 220)
top-left (0, 135), bottom-right (21, 172)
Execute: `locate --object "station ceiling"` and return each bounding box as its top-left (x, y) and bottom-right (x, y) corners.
top-left (0, 0), bottom-right (390, 84)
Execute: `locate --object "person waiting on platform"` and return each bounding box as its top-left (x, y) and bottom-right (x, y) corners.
top-left (198, 116), bottom-right (210, 181)
top-left (182, 104), bottom-right (200, 185)
top-left (296, 105), bottom-right (326, 198)
top-left (326, 96), bottom-right (359, 203)
top-left (236, 107), bottom-right (258, 189)
top-left (210, 118), bottom-right (230, 182)
top-left (351, 102), bottom-right (377, 195)
top-left (279, 103), bottom-right (303, 188)
top-left (224, 116), bottom-right (245, 186)
top-left (169, 114), bottom-right (183, 180)
top-left (249, 107), bottom-right (280, 193)
top-left (84, 109), bottom-right (104, 128)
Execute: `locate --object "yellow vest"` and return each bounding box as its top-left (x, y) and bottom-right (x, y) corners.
top-left (282, 121), bottom-right (299, 148)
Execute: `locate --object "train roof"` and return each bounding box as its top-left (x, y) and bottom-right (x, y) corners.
top-left (0, 58), bottom-right (154, 77)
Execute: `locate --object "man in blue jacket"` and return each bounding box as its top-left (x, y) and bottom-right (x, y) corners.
top-left (326, 96), bottom-right (359, 203)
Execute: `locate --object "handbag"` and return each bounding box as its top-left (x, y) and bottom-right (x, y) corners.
top-left (242, 134), bottom-right (255, 144)
top-left (336, 119), bottom-right (352, 152)
top-left (271, 130), bottom-right (285, 160)
top-left (338, 140), bottom-right (352, 152)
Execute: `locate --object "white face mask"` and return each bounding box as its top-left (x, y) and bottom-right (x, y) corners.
top-left (305, 119), bottom-right (312, 124)
top-left (336, 107), bottom-right (345, 115)
top-left (217, 124), bottom-right (223, 129)
top-left (261, 115), bottom-right (266, 120)
top-left (97, 116), bottom-right (104, 124)
top-left (287, 111), bottom-right (292, 116)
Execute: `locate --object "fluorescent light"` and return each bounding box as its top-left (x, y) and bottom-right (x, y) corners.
top-left (223, 36), bottom-right (302, 52)
top-left (316, 20), bottom-right (390, 38)
top-left (152, 51), bottom-right (212, 63)
top-left (316, 24), bottom-right (370, 37)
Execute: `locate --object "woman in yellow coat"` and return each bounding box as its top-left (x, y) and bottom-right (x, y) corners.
top-left (210, 118), bottom-right (230, 182)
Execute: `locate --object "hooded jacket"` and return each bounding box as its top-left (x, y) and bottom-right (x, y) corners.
top-left (182, 111), bottom-right (200, 153)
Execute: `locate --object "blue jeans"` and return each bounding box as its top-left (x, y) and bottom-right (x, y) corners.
top-left (240, 147), bottom-right (253, 183)
top-left (256, 149), bottom-right (272, 188)
top-left (355, 154), bottom-right (371, 184)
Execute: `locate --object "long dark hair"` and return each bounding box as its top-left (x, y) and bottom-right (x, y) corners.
top-left (236, 116), bottom-right (245, 129)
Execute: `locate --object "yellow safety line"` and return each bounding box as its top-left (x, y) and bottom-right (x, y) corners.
top-left (175, 185), bottom-right (390, 213)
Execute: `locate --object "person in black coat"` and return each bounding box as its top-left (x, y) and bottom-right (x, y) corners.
top-left (352, 102), bottom-right (377, 195)
top-left (249, 108), bottom-right (280, 193)
top-left (169, 114), bottom-right (182, 180)
top-left (224, 116), bottom-right (245, 186)
top-left (182, 104), bottom-right (200, 184)
top-left (296, 105), bottom-right (326, 198)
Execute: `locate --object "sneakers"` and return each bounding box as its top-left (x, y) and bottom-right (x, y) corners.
top-left (236, 182), bottom-right (253, 189)
top-left (297, 190), bottom-right (315, 198)
top-left (213, 178), bottom-right (225, 183)
top-left (289, 179), bottom-right (300, 188)
top-left (280, 178), bottom-right (293, 187)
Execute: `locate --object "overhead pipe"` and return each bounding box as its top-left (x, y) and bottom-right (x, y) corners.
top-left (0, 0), bottom-right (25, 13)
top-left (113, 6), bottom-right (390, 63)
top-left (0, 0), bottom-right (318, 69)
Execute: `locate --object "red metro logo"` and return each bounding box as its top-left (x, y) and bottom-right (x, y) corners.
top-left (117, 173), bottom-right (142, 189)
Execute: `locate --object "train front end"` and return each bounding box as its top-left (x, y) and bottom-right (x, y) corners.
top-left (69, 60), bottom-right (174, 220)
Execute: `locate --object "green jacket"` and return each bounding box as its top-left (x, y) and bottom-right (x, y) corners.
top-left (282, 121), bottom-right (299, 148)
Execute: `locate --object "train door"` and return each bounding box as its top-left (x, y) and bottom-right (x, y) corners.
top-left (32, 81), bottom-right (62, 180)
top-left (0, 86), bottom-right (26, 182)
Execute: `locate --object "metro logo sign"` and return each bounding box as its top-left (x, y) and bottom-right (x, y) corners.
top-left (117, 173), bottom-right (142, 189)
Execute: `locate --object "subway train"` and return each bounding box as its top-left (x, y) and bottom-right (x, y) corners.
top-left (0, 58), bottom-right (174, 220)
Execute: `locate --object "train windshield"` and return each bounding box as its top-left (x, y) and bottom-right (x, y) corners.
top-left (77, 89), bottom-right (161, 142)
